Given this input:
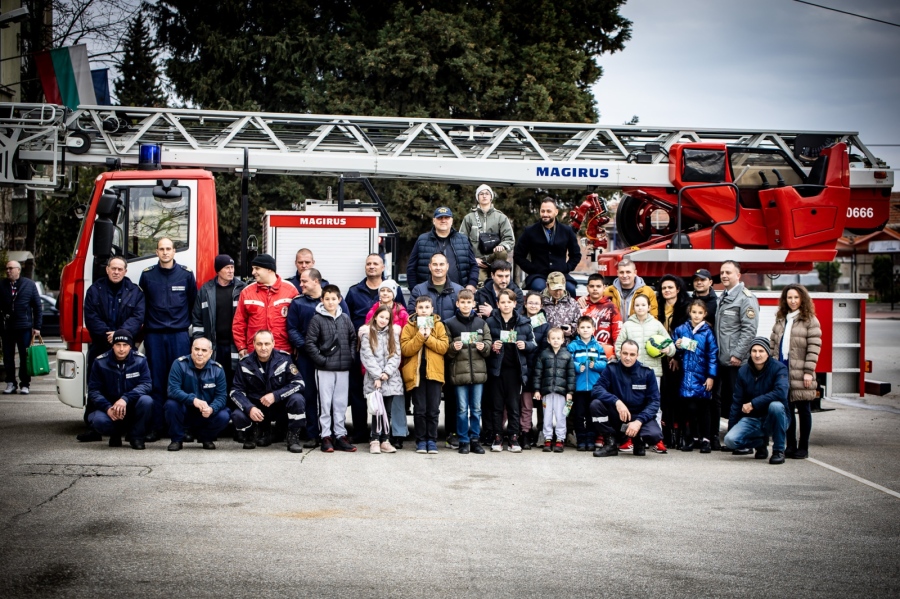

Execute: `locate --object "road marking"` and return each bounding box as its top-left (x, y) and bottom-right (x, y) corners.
top-left (809, 458), bottom-right (900, 500)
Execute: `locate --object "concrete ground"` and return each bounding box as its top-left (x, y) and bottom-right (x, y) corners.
top-left (1, 322), bottom-right (899, 598)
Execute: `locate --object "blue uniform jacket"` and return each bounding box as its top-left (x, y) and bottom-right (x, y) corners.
top-left (673, 320), bottom-right (719, 400)
top-left (167, 355), bottom-right (228, 413)
top-left (590, 360), bottom-right (660, 424)
top-left (83, 277), bottom-right (145, 342)
top-left (138, 262), bottom-right (197, 332)
top-left (230, 350), bottom-right (305, 414)
top-left (0, 276), bottom-right (42, 331)
top-left (345, 277), bottom-right (406, 330)
top-left (567, 336), bottom-right (608, 392)
top-left (407, 279), bottom-right (463, 323)
top-left (87, 350), bottom-right (152, 412)
top-left (729, 358), bottom-right (790, 430)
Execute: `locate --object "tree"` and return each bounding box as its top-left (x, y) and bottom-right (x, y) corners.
top-left (114, 10), bottom-right (166, 107)
top-left (872, 255), bottom-right (895, 303)
top-left (151, 1), bottom-right (632, 266)
top-left (815, 260), bottom-right (841, 292)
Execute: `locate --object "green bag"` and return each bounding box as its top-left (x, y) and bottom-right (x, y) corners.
top-left (27, 333), bottom-right (51, 377)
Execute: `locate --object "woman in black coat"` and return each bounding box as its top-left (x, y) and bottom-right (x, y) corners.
top-left (657, 274), bottom-right (692, 450)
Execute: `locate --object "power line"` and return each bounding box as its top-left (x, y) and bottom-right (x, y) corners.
top-left (792, 0), bottom-right (900, 28)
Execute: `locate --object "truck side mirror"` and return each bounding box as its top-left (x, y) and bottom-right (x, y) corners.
top-left (92, 220), bottom-right (116, 260)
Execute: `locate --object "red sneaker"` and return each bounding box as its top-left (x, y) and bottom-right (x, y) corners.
top-left (594, 436), bottom-right (605, 447)
top-left (619, 438), bottom-right (633, 452)
top-left (652, 440), bottom-right (668, 454)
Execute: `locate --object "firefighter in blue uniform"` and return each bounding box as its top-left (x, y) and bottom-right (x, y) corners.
top-left (138, 237), bottom-right (197, 441)
top-left (230, 329), bottom-right (306, 453)
top-left (165, 336), bottom-right (230, 451)
top-left (85, 329), bottom-right (153, 449)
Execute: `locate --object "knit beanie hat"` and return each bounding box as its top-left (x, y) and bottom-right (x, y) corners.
top-left (378, 279), bottom-right (399, 299)
top-left (475, 184), bottom-right (494, 202)
top-left (750, 336), bottom-right (772, 355)
top-left (214, 254), bottom-right (234, 273)
top-left (251, 254), bottom-right (277, 272)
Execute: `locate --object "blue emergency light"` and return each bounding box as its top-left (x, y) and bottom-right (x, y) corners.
top-left (138, 143), bottom-right (161, 170)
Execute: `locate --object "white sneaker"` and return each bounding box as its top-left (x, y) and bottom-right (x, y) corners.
top-left (2, 382), bottom-right (16, 394)
top-left (369, 440), bottom-right (381, 454)
top-left (19, 386), bottom-right (29, 395)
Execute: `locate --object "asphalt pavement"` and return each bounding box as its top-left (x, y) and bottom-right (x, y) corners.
top-left (1, 324), bottom-right (899, 598)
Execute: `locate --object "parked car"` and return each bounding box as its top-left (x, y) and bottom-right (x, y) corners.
top-left (40, 295), bottom-right (60, 338)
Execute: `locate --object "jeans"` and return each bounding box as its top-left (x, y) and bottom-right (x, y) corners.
top-left (390, 394), bottom-right (409, 438)
top-left (455, 384), bottom-right (483, 443)
top-left (724, 402), bottom-right (790, 452)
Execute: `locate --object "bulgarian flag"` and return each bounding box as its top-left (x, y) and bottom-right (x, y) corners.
top-left (35, 44), bottom-right (104, 110)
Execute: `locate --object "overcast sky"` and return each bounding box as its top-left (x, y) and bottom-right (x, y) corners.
top-left (591, 0), bottom-right (900, 189)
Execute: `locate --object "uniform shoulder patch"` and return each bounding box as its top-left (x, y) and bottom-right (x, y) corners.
top-left (289, 364), bottom-right (299, 375)
top-left (97, 351), bottom-right (110, 360)
top-left (211, 361), bottom-right (223, 369)
top-left (177, 356), bottom-right (188, 361)
top-left (746, 308), bottom-right (756, 319)
top-left (277, 349), bottom-right (291, 356)
top-left (742, 288), bottom-right (753, 297)
top-left (142, 265), bottom-right (156, 272)
top-left (180, 264), bottom-right (192, 272)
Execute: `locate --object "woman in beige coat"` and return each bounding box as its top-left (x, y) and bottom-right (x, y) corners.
top-left (770, 285), bottom-right (822, 459)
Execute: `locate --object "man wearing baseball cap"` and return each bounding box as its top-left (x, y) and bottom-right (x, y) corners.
top-left (691, 268), bottom-right (718, 327)
top-left (406, 206), bottom-right (478, 291)
top-left (723, 337), bottom-right (789, 465)
top-left (233, 253), bottom-right (298, 357)
top-left (85, 329), bottom-right (154, 449)
top-left (192, 254), bottom-right (246, 391)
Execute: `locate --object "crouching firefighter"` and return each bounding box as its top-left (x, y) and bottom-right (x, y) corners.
top-left (230, 330), bottom-right (306, 452)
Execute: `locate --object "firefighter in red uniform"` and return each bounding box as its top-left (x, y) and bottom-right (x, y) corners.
top-left (233, 254), bottom-right (298, 356)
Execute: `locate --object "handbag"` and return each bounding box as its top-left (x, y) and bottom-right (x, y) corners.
top-left (366, 388), bottom-right (391, 435)
top-left (26, 333), bottom-right (51, 377)
top-left (478, 232), bottom-right (502, 255)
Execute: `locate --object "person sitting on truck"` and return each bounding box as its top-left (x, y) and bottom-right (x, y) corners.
top-left (191, 254), bottom-right (246, 392)
top-left (458, 184), bottom-right (515, 284)
top-left (233, 253), bottom-right (297, 357)
top-left (406, 206), bottom-right (478, 291)
top-left (603, 258), bottom-right (658, 321)
top-left (723, 337), bottom-right (789, 465)
top-left (85, 329), bottom-right (153, 450)
top-left (138, 237), bottom-right (197, 442)
top-left (474, 260), bottom-right (524, 318)
top-left (287, 268), bottom-right (350, 448)
top-left (513, 198), bottom-right (581, 297)
top-left (230, 329), bottom-right (306, 452)
top-left (164, 337), bottom-right (231, 452)
top-left (1, 260), bottom-right (42, 397)
top-left (346, 253), bottom-right (405, 445)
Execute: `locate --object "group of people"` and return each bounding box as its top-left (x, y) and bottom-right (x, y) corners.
top-left (3, 186), bottom-right (822, 463)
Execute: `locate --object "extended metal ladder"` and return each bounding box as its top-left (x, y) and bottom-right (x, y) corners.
top-left (0, 102), bottom-right (891, 189)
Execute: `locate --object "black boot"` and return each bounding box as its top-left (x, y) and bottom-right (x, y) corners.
top-left (286, 430), bottom-right (303, 453)
top-left (593, 436), bottom-right (618, 457)
top-left (633, 437), bottom-right (646, 456)
top-left (242, 425), bottom-right (257, 450)
top-left (256, 421), bottom-right (272, 447)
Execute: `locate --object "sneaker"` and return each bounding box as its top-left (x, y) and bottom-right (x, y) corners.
top-left (445, 434), bottom-right (460, 449)
top-left (202, 441), bottom-right (216, 450)
top-left (335, 435), bottom-right (358, 452)
top-left (543, 440), bottom-right (552, 452)
top-left (792, 449), bottom-right (809, 459)
top-left (2, 382), bottom-right (16, 394)
top-left (586, 440), bottom-right (596, 452)
top-left (76, 430), bottom-right (102, 442)
top-left (302, 438), bottom-right (319, 449)
top-left (491, 434), bottom-right (503, 452)
top-left (595, 436), bottom-right (605, 448)
top-left (416, 441), bottom-right (427, 454)
top-left (458, 442), bottom-right (470, 454)
top-left (699, 440), bottom-right (712, 454)
top-left (619, 438), bottom-right (633, 452)
top-left (369, 440), bottom-right (381, 454)
top-left (108, 435), bottom-right (123, 448)
top-left (509, 435), bottom-right (522, 453)
top-left (470, 440), bottom-right (485, 454)
top-left (521, 433), bottom-right (532, 450)
top-left (167, 440), bottom-right (183, 451)
top-left (553, 441), bottom-right (564, 453)
top-left (393, 439), bottom-right (404, 450)
top-left (426, 440), bottom-right (438, 454)
top-left (380, 441), bottom-right (397, 453)
top-left (320, 436), bottom-right (335, 453)
top-left (680, 439), bottom-right (694, 452)
top-left (19, 386), bottom-right (29, 395)
top-left (652, 440), bottom-right (668, 454)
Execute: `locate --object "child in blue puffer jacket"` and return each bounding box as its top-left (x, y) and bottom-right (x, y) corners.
top-left (567, 316), bottom-right (608, 451)
top-left (673, 299), bottom-right (719, 453)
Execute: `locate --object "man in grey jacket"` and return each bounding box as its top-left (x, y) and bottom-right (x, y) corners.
top-left (191, 255), bottom-right (246, 391)
top-left (714, 260), bottom-right (760, 447)
top-left (459, 184), bottom-right (515, 284)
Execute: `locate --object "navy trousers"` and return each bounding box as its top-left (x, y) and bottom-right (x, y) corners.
top-left (3, 328), bottom-right (32, 388)
top-left (144, 330), bottom-right (190, 433)
top-left (88, 394), bottom-right (153, 440)
top-left (232, 392), bottom-right (307, 432)
top-left (590, 397), bottom-right (663, 444)
top-left (164, 400), bottom-right (231, 442)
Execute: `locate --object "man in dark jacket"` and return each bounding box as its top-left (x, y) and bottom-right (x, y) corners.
top-left (344, 253), bottom-right (405, 444)
top-left (230, 330), bottom-right (306, 452)
top-left (284, 248), bottom-right (318, 293)
top-left (691, 269), bottom-right (718, 328)
top-left (474, 260), bottom-right (524, 318)
top-left (1, 260), bottom-right (42, 395)
top-left (724, 337), bottom-right (790, 465)
top-left (590, 339), bottom-right (662, 457)
top-left (85, 330), bottom-right (153, 449)
top-left (139, 238), bottom-right (197, 440)
top-left (191, 254), bottom-right (246, 391)
top-left (83, 256), bottom-right (145, 374)
top-left (514, 198), bottom-right (581, 296)
top-left (165, 337), bottom-right (231, 451)
top-left (406, 207), bottom-right (478, 291)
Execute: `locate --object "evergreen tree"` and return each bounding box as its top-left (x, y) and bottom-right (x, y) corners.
top-left (115, 10), bottom-right (166, 107)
